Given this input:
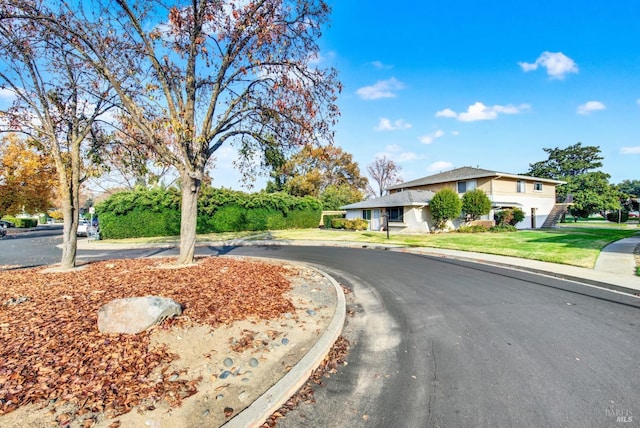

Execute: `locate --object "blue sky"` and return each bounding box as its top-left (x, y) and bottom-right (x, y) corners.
top-left (2, 1), bottom-right (638, 192)
top-left (292, 0), bottom-right (640, 189)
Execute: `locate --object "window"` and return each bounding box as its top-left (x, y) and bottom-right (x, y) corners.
top-left (387, 207), bottom-right (404, 222)
top-left (362, 209), bottom-right (372, 220)
top-left (457, 179), bottom-right (477, 194)
top-left (534, 182), bottom-right (543, 192)
top-left (516, 180), bottom-right (525, 193)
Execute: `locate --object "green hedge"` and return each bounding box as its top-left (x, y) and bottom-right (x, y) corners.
top-left (606, 211), bottom-right (629, 223)
top-left (13, 217), bottom-right (38, 228)
top-left (96, 187), bottom-right (322, 238)
top-left (323, 214), bottom-right (344, 229)
top-left (331, 218), bottom-right (368, 231)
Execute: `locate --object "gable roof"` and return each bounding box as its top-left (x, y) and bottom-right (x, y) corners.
top-left (341, 190), bottom-right (435, 210)
top-left (387, 166), bottom-right (565, 191)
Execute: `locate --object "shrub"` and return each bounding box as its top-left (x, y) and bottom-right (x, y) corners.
top-left (430, 188), bottom-right (462, 228)
top-left (323, 214), bottom-right (345, 229)
top-left (495, 208), bottom-right (525, 226)
top-left (331, 218), bottom-right (368, 230)
top-left (97, 187), bottom-right (322, 237)
top-left (489, 224), bottom-right (518, 233)
top-left (606, 210), bottom-right (629, 223)
top-left (461, 189), bottom-right (492, 220)
top-left (457, 225), bottom-right (489, 233)
top-left (14, 217), bottom-right (38, 228)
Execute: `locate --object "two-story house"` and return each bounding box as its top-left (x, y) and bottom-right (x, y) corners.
top-left (341, 166), bottom-right (566, 233)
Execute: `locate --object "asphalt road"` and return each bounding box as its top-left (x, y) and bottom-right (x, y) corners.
top-left (219, 245), bottom-right (640, 428)
top-left (2, 234), bottom-right (639, 427)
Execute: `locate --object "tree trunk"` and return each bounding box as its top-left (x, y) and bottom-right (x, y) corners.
top-left (59, 181), bottom-right (80, 269)
top-left (176, 171), bottom-right (201, 265)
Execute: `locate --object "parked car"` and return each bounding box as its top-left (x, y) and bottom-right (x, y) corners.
top-left (0, 220), bottom-right (15, 228)
top-left (76, 220), bottom-right (91, 237)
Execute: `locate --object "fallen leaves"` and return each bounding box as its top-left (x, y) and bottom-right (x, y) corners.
top-left (0, 256), bottom-right (295, 425)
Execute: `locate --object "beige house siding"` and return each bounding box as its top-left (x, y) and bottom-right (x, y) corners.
top-left (344, 167), bottom-right (565, 232)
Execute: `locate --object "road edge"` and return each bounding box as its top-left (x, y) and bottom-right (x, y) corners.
top-left (221, 264), bottom-right (346, 428)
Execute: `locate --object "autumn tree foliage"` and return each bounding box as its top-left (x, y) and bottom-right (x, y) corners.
top-left (22, 0), bottom-right (341, 264)
top-left (0, 134), bottom-right (57, 215)
top-left (366, 155), bottom-right (402, 197)
top-left (0, 9), bottom-right (117, 268)
top-left (268, 145), bottom-right (367, 205)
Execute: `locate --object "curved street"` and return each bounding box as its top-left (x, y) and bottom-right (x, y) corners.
top-left (1, 233), bottom-right (639, 426)
top-left (224, 245), bottom-right (639, 428)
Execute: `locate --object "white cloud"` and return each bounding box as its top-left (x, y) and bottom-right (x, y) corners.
top-left (374, 118), bottom-right (412, 131)
top-left (427, 161), bottom-right (454, 172)
top-left (518, 51), bottom-right (578, 80)
top-left (419, 129), bottom-right (445, 144)
top-left (451, 130), bottom-right (460, 136)
top-left (577, 100), bottom-right (606, 115)
top-left (374, 147), bottom-right (424, 163)
top-left (435, 108), bottom-right (457, 118)
top-left (436, 102), bottom-right (530, 122)
top-left (371, 60), bottom-right (393, 70)
top-left (356, 77), bottom-right (405, 100)
top-left (620, 146), bottom-right (640, 155)
top-left (636, 99), bottom-right (640, 106)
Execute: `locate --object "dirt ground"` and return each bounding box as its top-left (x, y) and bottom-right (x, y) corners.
top-left (0, 256), bottom-right (337, 427)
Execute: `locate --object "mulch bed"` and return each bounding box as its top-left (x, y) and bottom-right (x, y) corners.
top-left (0, 257), bottom-right (295, 426)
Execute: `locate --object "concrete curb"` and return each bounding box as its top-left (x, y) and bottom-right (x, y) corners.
top-left (222, 264), bottom-right (347, 428)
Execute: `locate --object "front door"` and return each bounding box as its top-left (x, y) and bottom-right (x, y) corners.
top-left (531, 207), bottom-right (537, 228)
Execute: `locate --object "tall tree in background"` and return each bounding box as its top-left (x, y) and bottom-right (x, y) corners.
top-left (366, 155), bottom-right (402, 197)
top-left (526, 142), bottom-right (604, 180)
top-left (0, 10), bottom-right (116, 268)
top-left (0, 134), bottom-right (57, 215)
top-left (618, 180), bottom-right (640, 198)
top-left (26, 0), bottom-right (341, 265)
top-left (525, 142), bottom-right (620, 217)
top-left (269, 145), bottom-right (367, 206)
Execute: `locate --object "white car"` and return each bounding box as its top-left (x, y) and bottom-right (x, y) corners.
top-left (77, 220), bottom-right (90, 237)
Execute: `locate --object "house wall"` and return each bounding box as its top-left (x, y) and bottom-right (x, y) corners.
top-left (345, 207), bottom-right (432, 233)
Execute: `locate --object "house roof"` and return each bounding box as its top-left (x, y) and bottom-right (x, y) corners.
top-left (387, 166), bottom-right (565, 191)
top-left (341, 190), bottom-right (435, 210)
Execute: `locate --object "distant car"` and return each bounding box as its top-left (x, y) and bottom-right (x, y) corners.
top-left (0, 220), bottom-right (15, 228)
top-left (628, 211), bottom-right (639, 218)
top-left (77, 220), bottom-right (90, 237)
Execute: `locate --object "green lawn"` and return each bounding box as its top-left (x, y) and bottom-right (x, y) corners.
top-left (266, 227), bottom-right (638, 268)
top-left (99, 226), bottom-right (639, 269)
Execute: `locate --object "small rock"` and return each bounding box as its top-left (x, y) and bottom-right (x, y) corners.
top-left (169, 374), bottom-right (179, 382)
top-left (281, 338), bottom-right (289, 345)
top-left (3, 296), bottom-right (29, 306)
top-left (306, 309), bottom-right (316, 316)
top-left (223, 357), bottom-right (233, 367)
top-left (219, 370), bottom-right (232, 379)
top-left (249, 358), bottom-right (259, 368)
top-left (202, 409), bottom-right (210, 416)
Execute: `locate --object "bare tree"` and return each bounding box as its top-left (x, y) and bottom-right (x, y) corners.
top-left (0, 9), bottom-right (117, 269)
top-left (366, 155), bottom-right (402, 197)
top-left (20, 0), bottom-right (341, 265)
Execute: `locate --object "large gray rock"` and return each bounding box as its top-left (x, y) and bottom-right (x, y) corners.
top-left (97, 296), bottom-right (182, 334)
